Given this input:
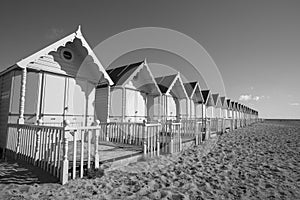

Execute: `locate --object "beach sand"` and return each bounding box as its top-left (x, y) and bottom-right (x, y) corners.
top-left (0, 120), bottom-right (299, 199)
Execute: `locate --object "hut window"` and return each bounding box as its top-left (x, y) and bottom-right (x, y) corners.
top-left (61, 49), bottom-right (73, 61)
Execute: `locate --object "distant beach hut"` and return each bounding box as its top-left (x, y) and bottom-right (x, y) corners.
top-left (245, 106), bottom-right (249, 125)
top-left (226, 99), bottom-right (232, 118)
top-left (238, 103), bottom-right (242, 127)
top-left (205, 93), bottom-right (216, 119)
top-left (96, 60), bottom-right (161, 123)
top-left (234, 102), bottom-right (240, 128)
top-left (183, 82), bottom-right (203, 119)
top-left (155, 73), bottom-right (188, 121)
top-left (241, 104), bottom-right (245, 126)
top-left (230, 101), bottom-right (237, 129)
top-left (200, 90), bottom-right (214, 139)
top-left (220, 97), bottom-right (228, 118)
top-left (201, 90), bottom-right (215, 119)
top-left (0, 26), bottom-right (113, 153)
top-left (203, 91), bottom-right (217, 135)
top-left (226, 99), bottom-right (234, 130)
top-left (212, 94), bottom-right (223, 133)
top-left (212, 94), bottom-right (222, 118)
top-left (220, 97), bottom-right (228, 132)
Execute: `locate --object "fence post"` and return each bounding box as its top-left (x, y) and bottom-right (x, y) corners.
top-left (142, 120), bottom-right (147, 157)
top-left (195, 122), bottom-right (199, 146)
top-left (207, 120), bottom-right (211, 140)
top-left (128, 122), bottom-right (131, 144)
top-left (61, 120), bottom-right (70, 185)
top-left (94, 120), bottom-right (100, 169)
top-left (169, 123), bottom-right (173, 154)
top-left (15, 125), bottom-right (21, 160)
top-left (156, 124), bottom-right (160, 156)
top-left (179, 123), bottom-right (182, 152)
top-left (222, 118), bottom-right (225, 133)
top-left (34, 119), bottom-right (42, 166)
top-left (105, 120), bottom-right (109, 142)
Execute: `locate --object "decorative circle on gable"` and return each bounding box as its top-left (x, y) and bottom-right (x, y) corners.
top-left (61, 48), bottom-right (74, 62)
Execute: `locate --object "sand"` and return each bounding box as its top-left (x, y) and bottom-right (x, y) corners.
top-left (0, 120), bottom-right (299, 200)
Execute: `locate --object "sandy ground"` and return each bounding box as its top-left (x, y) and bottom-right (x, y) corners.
top-left (0, 120), bottom-right (299, 200)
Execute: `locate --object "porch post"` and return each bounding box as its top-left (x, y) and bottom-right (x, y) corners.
top-left (158, 95), bottom-right (161, 122)
top-left (107, 85), bottom-right (111, 123)
top-left (15, 67), bottom-right (27, 159)
top-left (186, 97), bottom-right (189, 119)
top-left (18, 67), bottom-right (27, 124)
top-left (202, 103), bottom-right (205, 141)
top-left (122, 87), bottom-right (125, 122)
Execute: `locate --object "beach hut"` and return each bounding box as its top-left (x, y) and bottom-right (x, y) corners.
top-left (228, 101), bottom-right (232, 118)
top-left (239, 104), bottom-right (243, 127)
top-left (238, 103), bottom-right (242, 126)
top-left (155, 73), bottom-right (188, 122)
top-left (205, 93), bottom-right (216, 120)
top-left (181, 82), bottom-right (204, 142)
top-left (245, 106), bottom-right (249, 124)
top-left (212, 94), bottom-right (223, 133)
top-left (96, 60), bottom-right (161, 123)
top-left (235, 102), bottom-right (240, 128)
top-left (183, 82), bottom-right (204, 119)
top-left (226, 99), bottom-right (234, 130)
top-left (200, 90), bottom-right (214, 139)
top-left (201, 91), bottom-right (217, 136)
top-left (219, 97), bottom-right (228, 132)
top-left (200, 90), bottom-right (215, 120)
top-left (220, 97), bottom-right (228, 119)
top-left (0, 26), bottom-right (113, 154)
top-left (230, 101), bottom-right (237, 129)
top-left (212, 94), bottom-right (222, 118)
top-left (241, 104), bottom-right (246, 127)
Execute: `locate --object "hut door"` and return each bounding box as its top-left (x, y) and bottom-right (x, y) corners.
top-left (41, 74), bottom-right (65, 126)
top-left (65, 78), bottom-right (95, 127)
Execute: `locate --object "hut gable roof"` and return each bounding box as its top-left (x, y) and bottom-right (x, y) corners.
top-left (184, 82), bottom-right (197, 97)
top-left (183, 82), bottom-right (203, 103)
top-left (201, 90), bottom-right (210, 104)
top-left (220, 96), bottom-right (228, 108)
top-left (155, 73), bottom-right (188, 99)
top-left (106, 61), bottom-right (143, 86)
top-left (226, 99), bottom-right (232, 109)
top-left (234, 102), bottom-right (239, 110)
top-left (201, 90), bottom-right (215, 106)
top-left (155, 74), bottom-right (178, 94)
top-left (14, 26), bottom-right (113, 85)
top-left (106, 60), bottom-right (161, 95)
top-left (212, 93), bottom-right (221, 108)
top-left (237, 103), bottom-right (241, 111)
top-left (231, 101), bottom-right (235, 110)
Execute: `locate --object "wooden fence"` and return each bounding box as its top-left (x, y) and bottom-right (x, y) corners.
top-left (5, 121), bottom-right (162, 184)
top-left (5, 117), bottom-right (261, 184)
top-left (6, 123), bottom-right (64, 180)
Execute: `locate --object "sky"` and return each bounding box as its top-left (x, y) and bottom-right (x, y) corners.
top-left (0, 0), bottom-right (300, 119)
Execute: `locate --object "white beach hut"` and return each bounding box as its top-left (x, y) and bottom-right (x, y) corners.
top-left (155, 73), bottom-right (188, 121)
top-left (0, 26), bottom-right (113, 153)
top-left (220, 97), bottom-right (228, 119)
top-left (183, 82), bottom-right (204, 119)
top-left (96, 60), bottom-right (161, 123)
top-left (212, 94), bottom-right (222, 119)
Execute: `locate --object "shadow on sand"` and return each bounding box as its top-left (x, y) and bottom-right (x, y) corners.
top-left (0, 159), bottom-right (59, 184)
